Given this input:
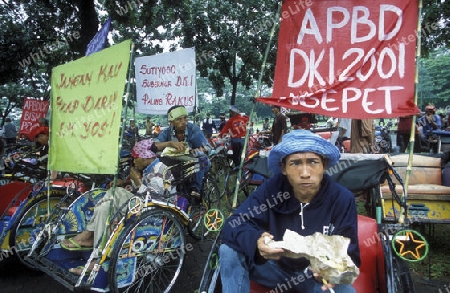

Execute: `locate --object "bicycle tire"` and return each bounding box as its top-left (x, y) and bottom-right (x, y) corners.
top-left (198, 231), bottom-right (222, 293)
top-left (392, 255), bottom-right (415, 292)
top-left (383, 232), bottom-right (415, 293)
top-left (109, 208), bottom-right (186, 293)
top-left (224, 167), bottom-right (253, 212)
top-left (9, 191), bottom-right (65, 269)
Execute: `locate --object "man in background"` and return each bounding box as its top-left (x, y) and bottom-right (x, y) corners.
top-left (350, 119), bottom-right (375, 154)
top-left (3, 117), bottom-right (17, 146)
top-left (202, 113), bottom-right (216, 139)
top-left (218, 105), bottom-right (248, 166)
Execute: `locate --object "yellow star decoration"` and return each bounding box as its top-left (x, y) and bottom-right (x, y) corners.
top-left (205, 209), bottom-right (224, 231)
top-left (395, 230), bottom-right (426, 260)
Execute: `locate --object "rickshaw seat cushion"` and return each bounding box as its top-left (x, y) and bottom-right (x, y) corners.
top-left (249, 215), bottom-right (386, 293)
top-left (390, 166), bottom-right (442, 186)
top-left (352, 215), bottom-right (386, 293)
top-left (381, 184), bottom-right (450, 199)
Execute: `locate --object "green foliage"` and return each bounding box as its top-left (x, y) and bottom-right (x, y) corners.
top-left (1, 0), bottom-right (450, 117)
top-left (178, 0), bottom-right (279, 105)
top-left (421, 0), bottom-right (450, 57)
top-left (418, 48), bottom-right (450, 110)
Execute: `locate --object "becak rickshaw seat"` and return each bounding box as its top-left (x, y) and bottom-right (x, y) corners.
top-left (352, 215), bottom-right (386, 293)
top-left (381, 184), bottom-right (450, 198)
top-left (250, 215), bottom-right (386, 292)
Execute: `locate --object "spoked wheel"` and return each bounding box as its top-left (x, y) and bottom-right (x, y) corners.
top-left (224, 167), bottom-right (252, 212)
top-left (210, 155), bottom-right (232, 183)
top-left (198, 231), bottom-right (222, 293)
top-left (201, 172), bottom-right (221, 210)
top-left (187, 198), bottom-right (209, 240)
top-left (109, 209), bottom-right (186, 293)
top-left (391, 255), bottom-right (415, 293)
top-left (10, 193), bottom-right (64, 269)
top-left (383, 230), bottom-right (417, 293)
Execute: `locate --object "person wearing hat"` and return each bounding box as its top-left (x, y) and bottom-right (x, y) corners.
top-left (218, 105), bottom-right (249, 166)
top-left (418, 104), bottom-right (441, 153)
top-left (151, 105), bottom-right (211, 198)
top-left (219, 130), bottom-right (360, 293)
top-left (61, 139), bottom-right (175, 274)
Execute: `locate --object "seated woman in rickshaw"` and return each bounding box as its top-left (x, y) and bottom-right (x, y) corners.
top-left (60, 139), bottom-right (176, 274)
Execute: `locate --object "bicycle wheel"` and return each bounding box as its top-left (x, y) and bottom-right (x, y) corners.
top-left (9, 192), bottom-right (65, 269)
top-left (391, 255), bottom-right (415, 292)
top-left (187, 198), bottom-right (208, 240)
top-left (109, 209), bottom-right (186, 293)
top-left (210, 155), bottom-right (232, 183)
top-left (384, 234), bottom-right (415, 293)
top-left (198, 231), bottom-right (222, 293)
top-left (224, 167), bottom-right (252, 212)
top-left (202, 172), bottom-right (221, 209)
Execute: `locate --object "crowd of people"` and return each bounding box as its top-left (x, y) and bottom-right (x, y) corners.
top-left (2, 102), bottom-right (450, 292)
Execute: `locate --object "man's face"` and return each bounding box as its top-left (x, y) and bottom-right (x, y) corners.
top-left (170, 115), bottom-right (188, 131)
top-left (281, 152), bottom-right (325, 201)
top-left (272, 107), bottom-right (279, 115)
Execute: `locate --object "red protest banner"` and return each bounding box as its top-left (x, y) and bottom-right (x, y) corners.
top-left (263, 0), bottom-right (419, 118)
top-left (19, 98), bottom-right (49, 135)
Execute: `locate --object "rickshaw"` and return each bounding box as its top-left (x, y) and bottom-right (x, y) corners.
top-left (0, 152), bottom-right (89, 269)
top-left (198, 153), bottom-right (429, 293)
top-left (25, 153), bottom-right (222, 293)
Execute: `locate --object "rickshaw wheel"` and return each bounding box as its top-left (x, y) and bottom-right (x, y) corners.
top-left (187, 198), bottom-right (208, 240)
top-left (9, 193), bottom-right (64, 269)
top-left (392, 255), bottom-right (415, 293)
top-left (109, 208), bottom-right (186, 293)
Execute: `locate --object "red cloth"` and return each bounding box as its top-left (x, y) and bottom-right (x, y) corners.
top-left (397, 116), bottom-right (418, 134)
top-left (219, 115), bottom-right (249, 138)
top-left (263, 0), bottom-right (419, 119)
top-left (27, 126), bottom-right (49, 142)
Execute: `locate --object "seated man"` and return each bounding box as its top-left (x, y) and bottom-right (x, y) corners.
top-left (418, 104), bottom-right (441, 153)
top-left (151, 105), bottom-right (211, 197)
top-left (219, 130), bottom-right (360, 293)
top-left (61, 139), bottom-right (175, 274)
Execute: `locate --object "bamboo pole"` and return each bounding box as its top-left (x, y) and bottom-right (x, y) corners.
top-left (400, 0), bottom-right (423, 224)
top-left (232, 3), bottom-right (281, 208)
top-left (100, 42), bottom-right (136, 249)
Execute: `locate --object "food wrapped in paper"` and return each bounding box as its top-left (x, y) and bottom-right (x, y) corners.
top-left (161, 142), bottom-right (190, 157)
top-left (266, 230), bottom-right (359, 284)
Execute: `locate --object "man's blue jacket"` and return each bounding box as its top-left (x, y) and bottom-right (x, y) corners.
top-left (221, 173), bottom-right (360, 271)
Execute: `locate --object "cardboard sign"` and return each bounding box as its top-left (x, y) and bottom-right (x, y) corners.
top-left (262, 0), bottom-right (419, 118)
top-left (49, 40), bottom-right (131, 174)
top-left (135, 48), bottom-right (197, 114)
top-left (19, 98), bottom-right (49, 135)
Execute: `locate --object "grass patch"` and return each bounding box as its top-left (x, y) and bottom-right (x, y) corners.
top-left (407, 223), bottom-right (450, 279)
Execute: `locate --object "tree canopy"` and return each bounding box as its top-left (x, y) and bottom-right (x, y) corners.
top-left (1, 0), bottom-right (450, 122)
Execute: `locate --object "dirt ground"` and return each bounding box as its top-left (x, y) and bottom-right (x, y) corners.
top-left (0, 235), bottom-right (213, 293)
top-left (0, 237), bottom-right (449, 293)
